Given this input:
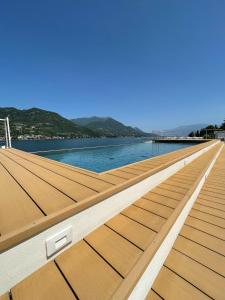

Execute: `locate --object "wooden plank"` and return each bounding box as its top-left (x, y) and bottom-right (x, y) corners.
top-left (55, 240), bottom-right (122, 300)
top-left (165, 249), bottom-right (225, 299)
top-left (190, 210), bottom-right (225, 228)
top-left (122, 167), bottom-right (145, 175)
top-left (100, 173), bottom-right (126, 184)
top-left (134, 198), bottom-right (173, 219)
top-left (203, 186), bottom-right (225, 196)
top-left (0, 153), bottom-right (75, 215)
top-left (197, 198), bottom-right (225, 212)
top-left (0, 293), bottom-right (10, 300)
top-left (85, 225), bottom-right (142, 277)
top-left (143, 193), bottom-right (178, 209)
top-left (193, 203), bottom-right (225, 219)
top-left (185, 216), bottom-right (225, 240)
top-left (151, 266), bottom-right (209, 300)
top-left (199, 193), bottom-right (225, 205)
top-left (146, 290), bottom-right (162, 300)
top-left (165, 178), bottom-right (191, 189)
top-left (108, 170), bottom-right (136, 179)
top-left (0, 152), bottom-right (97, 201)
top-left (11, 262), bottom-right (75, 300)
top-left (151, 187), bottom-right (184, 201)
top-left (106, 214), bottom-right (155, 251)
top-left (201, 189), bottom-right (225, 200)
top-left (122, 205), bottom-right (165, 232)
top-left (174, 235), bottom-right (225, 277)
top-left (6, 150), bottom-right (113, 192)
top-left (180, 224), bottom-right (225, 257)
top-left (159, 182), bottom-right (188, 194)
top-left (0, 163), bottom-right (43, 236)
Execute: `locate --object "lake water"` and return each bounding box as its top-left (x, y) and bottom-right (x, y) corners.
top-left (0, 138), bottom-right (196, 172)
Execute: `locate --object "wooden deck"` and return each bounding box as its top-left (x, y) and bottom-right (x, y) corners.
top-left (147, 145), bottom-right (225, 300)
top-left (2, 142), bottom-right (223, 299)
top-left (0, 141), bottom-right (215, 251)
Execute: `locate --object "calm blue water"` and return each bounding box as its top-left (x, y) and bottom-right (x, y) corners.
top-left (0, 138), bottom-right (196, 172)
top-left (38, 140), bottom-right (195, 172)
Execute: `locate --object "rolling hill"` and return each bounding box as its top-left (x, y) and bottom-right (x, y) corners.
top-left (72, 116), bottom-right (156, 137)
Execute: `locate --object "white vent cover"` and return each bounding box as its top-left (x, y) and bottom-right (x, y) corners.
top-left (46, 226), bottom-right (72, 257)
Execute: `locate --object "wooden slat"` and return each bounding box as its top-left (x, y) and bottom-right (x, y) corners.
top-left (11, 262), bottom-right (75, 300)
top-left (197, 198), bottom-right (225, 212)
top-left (6, 150), bottom-right (113, 192)
top-left (106, 214), bottom-right (155, 251)
top-left (185, 216), bottom-right (225, 240)
top-left (85, 225), bottom-right (142, 277)
top-left (108, 169), bottom-right (136, 179)
top-left (0, 152), bottom-right (97, 201)
top-left (173, 235), bottom-right (225, 276)
top-left (151, 266), bottom-right (209, 300)
top-left (190, 210), bottom-right (225, 228)
top-left (193, 203), bottom-right (225, 219)
top-left (159, 182), bottom-right (188, 194)
top-left (0, 153), bottom-right (75, 214)
top-left (146, 290), bottom-right (162, 300)
top-left (180, 225), bottom-right (225, 256)
top-left (151, 187), bottom-right (184, 201)
top-left (134, 198), bottom-right (173, 219)
top-left (0, 163), bottom-right (43, 236)
top-left (165, 249), bottom-right (225, 299)
top-left (0, 293), bottom-right (10, 300)
top-left (143, 193), bottom-right (178, 209)
top-left (55, 240), bottom-right (122, 300)
top-left (122, 205), bottom-right (165, 232)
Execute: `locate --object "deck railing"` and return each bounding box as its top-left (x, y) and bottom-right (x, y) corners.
top-left (0, 117), bottom-right (12, 148)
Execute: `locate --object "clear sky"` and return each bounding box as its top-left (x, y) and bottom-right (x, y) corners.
top-left (0, 0), bottom-right (225, 131)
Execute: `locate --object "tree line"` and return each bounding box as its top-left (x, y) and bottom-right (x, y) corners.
top-left (189, 119), bottom-right (225, 139)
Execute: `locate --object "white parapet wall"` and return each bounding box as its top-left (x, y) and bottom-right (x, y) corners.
top-left (0, 141), bottom-right (219, 295)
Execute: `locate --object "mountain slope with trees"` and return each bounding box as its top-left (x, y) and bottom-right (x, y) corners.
top-left (72, 116), bottom-right (156, 137)
top-left (188, 120), bottom-right (225, 138)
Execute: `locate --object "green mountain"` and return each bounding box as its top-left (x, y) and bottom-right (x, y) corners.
top-left (0, 107), bottom-right (98, 138)
top-left (72, 116), bottom-right (156, 137)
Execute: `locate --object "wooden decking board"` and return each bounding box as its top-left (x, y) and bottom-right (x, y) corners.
top-left (106, 214), bottom-right (156, 251)
top-left (143, 193), bottom-right (178, 209)
top-left (200, 190), bottom-right (225, 201)
top-left (193, 203), bottom-right (225, 219)
top-left (0, 162), bottom-right (43, 236)
top-left (146, 290), bottom-right (163, 300)
top-left (203, 186), bottom-right (225, 196)
top-left (180, 225), bottom-right (225, 257)
top-left (108, 169), bottom-right (136, 179)
top-left (158, 182), bottom-right (188, 194)
top-left (134, 198), bottom-right (173, 219)
top-left (173, 235), bottom-right (225, 277)
top-left (152, 266), bottom-right (210, 300)
top-left (149, 146), bottom-right (225, 300)
top-left (0, 293), bottom-right (10, 300)
top-left (189, 210), bottom-right (225, 228)
top-left (164, 249), bottom-right (225, 299)
top-left (148, 188), bottom-right (183, 202)
top-left (185, 216), bottom-right (225, 240)
top-left (11, 262), bottom-right (76, 300)
top-left (0, 153), bottom-right (75, 215)
top-left (198, 193), bottom-right (225, 205)
top-left (197, 198), bottom-right (225, 212)
top-left (2, 151), bottom-right (98, 200)
top-left (55, 240), bottom-right (123, 300)
top-left (122, 205), bottom-right (166, 232)
top-left (6, 149), bottom-right (114, 192)
top-left (84, 225), bottom-right (142, 277)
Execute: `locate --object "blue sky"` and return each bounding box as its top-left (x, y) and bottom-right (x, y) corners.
top-left (0, 0), bottom-right (225, 131)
